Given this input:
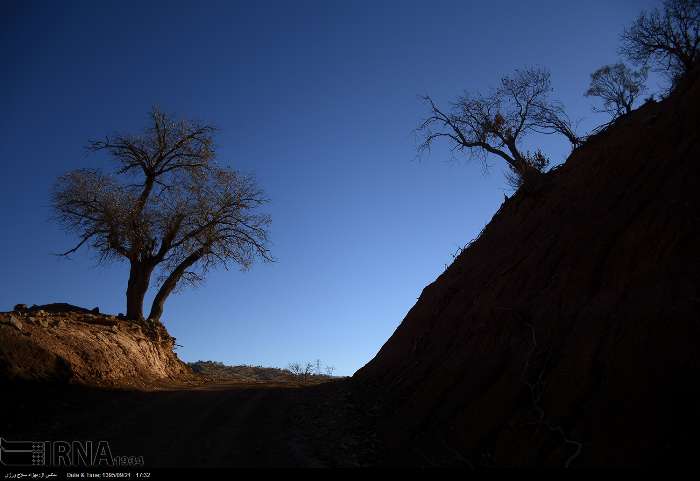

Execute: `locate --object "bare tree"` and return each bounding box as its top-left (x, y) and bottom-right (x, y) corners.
top-left (303, 361), bottom-right (315, 382)
top-left (417, 67), bottom-right (581, 188)
top-left (287, 362), bottom-right (303, 377)
top-left (288, 360), bottom-right (336, 382)
top-left (585, 63), bottom-right (648, 119)
top-left (52, 107), bottom-right (272, 322)
top-left (620, 0), bottom-right (700, 83)
top-left (287, 362), bottom-right (315, 383)
top-left (531, 101), bottom-right (584, 151)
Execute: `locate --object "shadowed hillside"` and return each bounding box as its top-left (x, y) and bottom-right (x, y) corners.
top-left (354, 70), bottom-right (700, 467)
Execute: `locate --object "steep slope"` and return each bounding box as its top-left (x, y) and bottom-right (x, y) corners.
top-left (355, 73), bottom-right (700, 467)
top-left (0, 304), bottom-right (193, 388)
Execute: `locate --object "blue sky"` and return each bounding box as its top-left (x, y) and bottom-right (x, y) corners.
top-left (1, 0), bottom-right (659, 375)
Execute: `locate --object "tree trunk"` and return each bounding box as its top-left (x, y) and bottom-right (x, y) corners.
top-left (126, 261), bottom-right (154, 321)
top-left (148, 249), bottom-right (204, 322)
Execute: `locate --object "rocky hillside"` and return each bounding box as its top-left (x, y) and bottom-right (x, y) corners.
top-left (0, 303), bottom-right (193, 388)
top-left (354, 71), bottom-right (700, 467)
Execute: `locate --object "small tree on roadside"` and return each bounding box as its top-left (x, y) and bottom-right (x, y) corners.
top-left (585, 63), bottom-right (648, 119)
top-left (52, 107), bottom-right (272, 322)
top-left (620, 0), bottom-right (700, 84)
top-left (417, 67), bottom-right (581, 189)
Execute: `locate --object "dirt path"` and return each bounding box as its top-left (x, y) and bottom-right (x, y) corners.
top-left (1, 380), bottom-right (378, 468)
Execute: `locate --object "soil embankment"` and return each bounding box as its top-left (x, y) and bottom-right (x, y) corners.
top-left (0, 303), bottom-right (192, 388)
top-left (353, 72), bottom-right (700, 466)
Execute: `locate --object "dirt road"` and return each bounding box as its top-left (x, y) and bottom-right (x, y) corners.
top-left (1, 380), bottom-right (379, 468)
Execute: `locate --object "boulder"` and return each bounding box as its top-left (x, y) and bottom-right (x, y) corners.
top-left (1, 314), bottom-right (23, 331)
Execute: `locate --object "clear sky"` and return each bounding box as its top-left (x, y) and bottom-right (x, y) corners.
top-left (1, 0), bottom-right (660, 375)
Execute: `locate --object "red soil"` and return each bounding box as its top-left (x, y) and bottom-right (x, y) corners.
top-left (354, 71), bottom-right (700, 467)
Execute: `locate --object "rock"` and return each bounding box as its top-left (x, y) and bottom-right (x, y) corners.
top-left (1, 314), bottom-right (23, 331)
top-left (28, 316), bottom-right (49, 328)
top-left (13, 304), bottom-right (27, 311)
top-left (54, 320), bottom-right (66, 329)
top-left (92, 307), bottom-right (100, 314)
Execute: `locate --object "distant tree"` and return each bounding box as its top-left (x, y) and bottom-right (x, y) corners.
top-left (287, 362), bottom-right (303, 377)
top-left (585, 63), bottom-right (648, 119)
top-left (620, 0), bottom-right (700, 83)
top-left (52, 107), bottom-right (272, 322)
top-left (288, 360), bottom-right (337, 381)
top-left (417, 67), bottom-right (581, 189)
top-left (287, 362), bottom-right (315, 383)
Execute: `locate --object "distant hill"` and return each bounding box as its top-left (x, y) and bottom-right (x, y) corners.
top-left (189, 360), bottom-right (336, 384)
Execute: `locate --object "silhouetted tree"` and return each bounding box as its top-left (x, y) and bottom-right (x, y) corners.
top-left (287, 362), bottom-right (315, 383)
top-left (417, 67), bottom-right (581, 188)
top-left (585, 63), bottom-right (648, 118)
top-left (52, 108), bottom-right (272, 322)
top-left (532, 102), bottom-right (584, 151)
top-left (620, 0), bottom-right (700, 83)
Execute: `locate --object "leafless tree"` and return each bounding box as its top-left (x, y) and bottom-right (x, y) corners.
top-left (532, 101), bottom-right (584, 151)
top-left (304, 361), bottom-right (315, 381)
top-left (585, 63), bottom-right (648, 119)
top-left (52, 107), bottom-right (272, 322)
top-left (417, 67), bottom-right (581, 188)
top-left (287, 361), bottom-right (315, 383)
top-left (287, 362), bottom-right (303, 377)
top-left (288, 360), bottom-right (336, 381)
top-left (620, 0), bottom-right (700, 83)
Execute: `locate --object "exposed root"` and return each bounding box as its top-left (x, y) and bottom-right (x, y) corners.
top-left (521, 322), bottom-right (583, 468)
